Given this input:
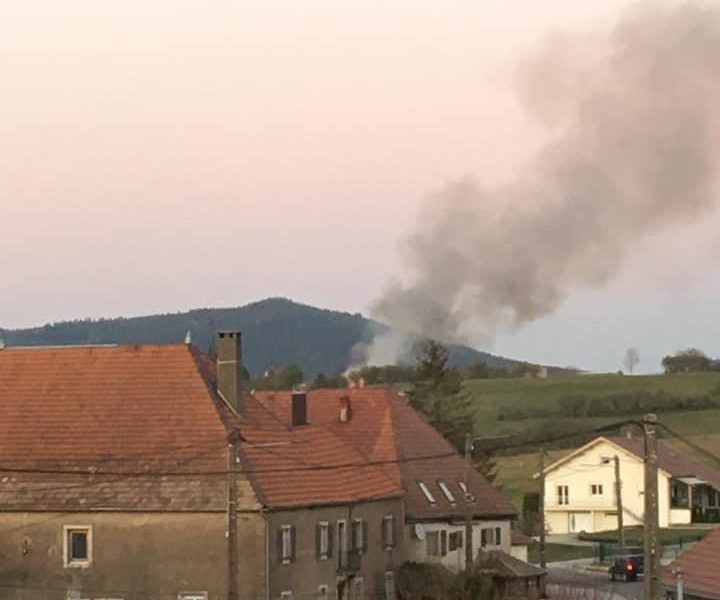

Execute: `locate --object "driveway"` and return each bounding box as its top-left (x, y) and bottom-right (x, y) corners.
top-left (547, 567), bottom-right (644, 600)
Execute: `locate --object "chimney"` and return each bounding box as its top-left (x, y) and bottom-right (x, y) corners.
top-left (291, 391), bottom-right (308, 427)
top-left (339, 395), bottom-right (352, 423)
top-left (216, 332), bottom-right (244, 414)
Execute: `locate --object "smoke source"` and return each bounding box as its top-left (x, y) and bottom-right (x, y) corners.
top-left (363, 1), bottom-right (720, 366)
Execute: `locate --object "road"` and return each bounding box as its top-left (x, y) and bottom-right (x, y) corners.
top-left (548, 567), bottom-right (644, 600)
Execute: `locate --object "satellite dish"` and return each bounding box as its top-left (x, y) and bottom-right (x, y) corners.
top-left (414, 524), bottom-right (426, 540)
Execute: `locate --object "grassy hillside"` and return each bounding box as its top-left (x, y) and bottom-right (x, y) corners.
top-left (0, 297), bottom-right (523, 378)
top-left (463, 372), bottom-right (720, 508)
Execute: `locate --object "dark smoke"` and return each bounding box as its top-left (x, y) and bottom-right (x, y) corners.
top-left (365, 1), bottom-right (720, 364)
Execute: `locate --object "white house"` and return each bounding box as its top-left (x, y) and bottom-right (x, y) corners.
top-left (541, 435), bottom-right (720, 534)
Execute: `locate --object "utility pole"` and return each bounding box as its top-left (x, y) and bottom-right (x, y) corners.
top-left (614, 455), bottom-right (625, 549)
top-left (464, 432), bottom-right (474, 569)
top-left (227, 440), bottom-right (239, 600)
top-left (539, 448), bottom-right (546, 570)
top-left (643, 414), bottom-right (660, 600)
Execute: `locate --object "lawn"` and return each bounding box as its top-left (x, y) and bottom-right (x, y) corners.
top-left (466, 372), bottom-right (720, 509)
top-left (527, 542), bottom-right (596, 563)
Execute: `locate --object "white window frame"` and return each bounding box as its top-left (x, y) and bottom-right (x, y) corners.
top-left (494, 527), bottom-right (501, 546)
top-left (318, 584), bottom-right (329, 600)
top-left (178, 594), bottom-right (208, 600)
top-left (418, 481), bottom-right (436, 505)
top-left (319, 521), bottom-right (330, 559)
top-left (438, 480), bottom-right (456, 504)
top-left (590, 484), bottom-right (604, 496)
top-left (382, 515), bottom-right (395, 549)
top-left (281, 525), bottom-right (293, 564)
top-left (280, 592), bottom-right (293, 600)
top-left (557, 485), bottom-right (569, 506)
top-left (63, 525), bottom-right (92, 568)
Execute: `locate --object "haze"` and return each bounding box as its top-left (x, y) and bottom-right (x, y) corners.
top-left (2, 0), bottom-right (718, 373)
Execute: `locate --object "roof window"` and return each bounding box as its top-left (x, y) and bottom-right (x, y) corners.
top-left (418, 481), bottom-right (436, 505)
top-left (438, 480), bottom-right (456, 504)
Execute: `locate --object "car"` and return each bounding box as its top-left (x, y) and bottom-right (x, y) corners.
top-left (609, 555), bottom-right (644, 582)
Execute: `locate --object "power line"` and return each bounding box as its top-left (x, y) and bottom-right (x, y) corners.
top-left (655, 421), bottom-right (720, 468)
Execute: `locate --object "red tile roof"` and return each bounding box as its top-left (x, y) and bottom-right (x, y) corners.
top-left (254, 388), bottom-right (517, 519)
top-left (662, 527), bottom-right (720, 599)
top-left (0, 344), bottom-right (231, 510)
top-left (608, 436), bottom-right (720, 490)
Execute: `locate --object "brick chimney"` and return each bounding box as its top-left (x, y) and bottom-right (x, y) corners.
top-left (291, 391), bottom-right (307, 427)
top-left (216, 331), bottom-right (244, 415)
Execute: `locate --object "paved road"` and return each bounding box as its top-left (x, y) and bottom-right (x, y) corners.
top-left (548, 567), bottom-right (644, 600)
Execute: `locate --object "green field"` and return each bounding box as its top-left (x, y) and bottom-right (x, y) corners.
top-left (463, 372), bottom-right (720, 509)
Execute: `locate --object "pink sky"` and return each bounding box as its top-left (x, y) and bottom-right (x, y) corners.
top-left (2, 0), bottom-right (718, 372)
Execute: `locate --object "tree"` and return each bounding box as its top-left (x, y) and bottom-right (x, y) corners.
top-left (409, 340), bottom-right (475, 452)
top-left (623, 348), bottom-right (640, 375)
top-left (662, 348), bottom-right (711, 374)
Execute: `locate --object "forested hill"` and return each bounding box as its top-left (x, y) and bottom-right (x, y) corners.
top-left (0, 297), bottom-right (524, 378)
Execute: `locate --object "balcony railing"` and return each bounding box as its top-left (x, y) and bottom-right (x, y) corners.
top-left (337, 550), bottom-right (361, 574)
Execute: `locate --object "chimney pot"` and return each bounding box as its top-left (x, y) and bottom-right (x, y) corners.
top-left (216, 331), bottom-right (244, 415)
top-left (339, 395), bottom-right (352, 423)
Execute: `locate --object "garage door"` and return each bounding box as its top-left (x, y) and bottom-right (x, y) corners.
top-left (569, 512), bottom-right (592, 533)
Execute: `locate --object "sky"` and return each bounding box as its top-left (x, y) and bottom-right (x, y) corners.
top-left (1, 0), bottom-right (718, 373)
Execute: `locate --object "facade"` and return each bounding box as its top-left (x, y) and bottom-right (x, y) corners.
top-left (0, 342), bottom-right (267, 600)
top-left (662, 526), bottom-right (720, 600)
top-left (541, 436), bottom-right (720, 535)
top-left (254, 387), bottom-right (522, 574)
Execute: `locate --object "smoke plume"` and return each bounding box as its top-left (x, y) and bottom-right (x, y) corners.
top-left (362, 1), bottom-right (720, 366)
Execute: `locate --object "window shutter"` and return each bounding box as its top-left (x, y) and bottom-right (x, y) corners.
top-left (290, 526), bottom-right (296, 563)
top-left (278, 528), bottom-right (284, 564)
top-left (327, 523), bottom-right (334, 558)
top-left (351, 521), bottom-right (358, 552)
top-left (391, 516), bottom-right (398, 547)
top-left (381, 518), bottom-right (387, 548)
top-left (362, 520), bottom-right (368, 552)
top-left (316, 524), bottom-right (322, 559)
top-left (440, 530), bottom-right (447, 556)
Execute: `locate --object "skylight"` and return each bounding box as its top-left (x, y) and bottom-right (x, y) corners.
top-left (459, 481), bottom-right (469, 497)
top-left (438, 480), bottom-right (456, 504)
top-left (418, 482), bottom-right (436, 505)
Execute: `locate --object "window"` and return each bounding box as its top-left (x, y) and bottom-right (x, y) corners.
top-left (382, 515), bottom-right (395, 549)
top-left (384, 572), bottom-right (395, 600)
top-left (418, 482), bottom-right (436, 505)
top-left (351, 577), bottom-right (364, 600)
top-left (494, 527), bottom-right (501, 546)
top-left (317, 522), bottom-right (331, 559)
top-left (557, 485), bottom-right (569, 506)
top-left (337, 520), bottom-right (348, 553)
top-left (591, 484), bottom-right (604, 496)
top-left (440, 530), bottom-right (447, 556)
top-left (426, 531), bottom-right (440, 556)
top-left (64, 526), bottom-right (92, 567)
top-left (438, 481), bottom-right (456, 504)
top-left (280, 525), bottom-right (295, 564)
top-left (481, 528), bottom-right (494, 548)
top-left (449, 531), bottom-right (463, 551)
top-left (318, 585), bottom-right (329, 600)
top-left (458, 481), bottom-right (468, 496)
top-left (178, 594), bottom-right (208, 600)
top-left (352, 518), bottom-right (367, 554)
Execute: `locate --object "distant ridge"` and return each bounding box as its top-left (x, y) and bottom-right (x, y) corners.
top-left (0, 297), bottom-right (526, 378)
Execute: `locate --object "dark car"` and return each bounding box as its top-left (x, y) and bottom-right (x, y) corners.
top-left (609, 556), bottom-right (644, 581)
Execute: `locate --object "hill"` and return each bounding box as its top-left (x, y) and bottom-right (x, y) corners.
top-left (0, 297), bottom-right (523, 378)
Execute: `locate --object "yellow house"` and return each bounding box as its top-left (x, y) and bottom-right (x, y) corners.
top-left (541, 435), bottom-right (720, 534)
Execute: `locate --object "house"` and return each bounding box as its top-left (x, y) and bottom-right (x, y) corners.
top-left (662, 526), bottom-right (720, 600)
top-left (541, 435), bottom-right (720, 534)
top-left (253, 387), bottom-right (522, 574)
top-left (0, 334), bottom-right (405, 600)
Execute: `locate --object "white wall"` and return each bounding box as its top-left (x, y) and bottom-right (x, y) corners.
top-left (544, 439), bottom-right (671, 534)
top-left (405, 519), bottom-right (512, 572)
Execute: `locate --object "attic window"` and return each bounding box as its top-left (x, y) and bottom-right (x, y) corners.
top-left (418, 482), bottom-right (436, 505)
top-left (459, 481), bottom-right (469, 496)
top-left (438, 481), bottom-right (456, 504)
